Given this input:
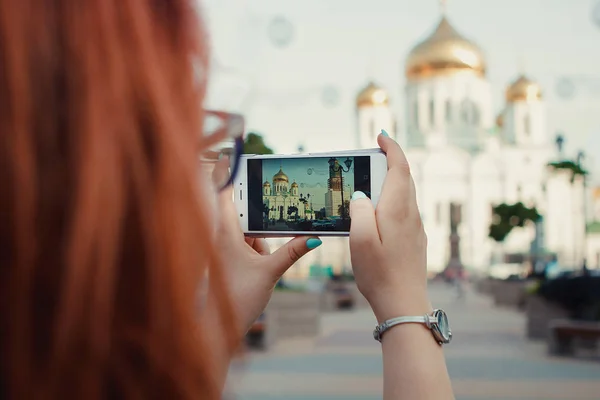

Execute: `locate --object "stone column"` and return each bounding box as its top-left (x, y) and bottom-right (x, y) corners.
top-left (445, 202), bottom-right (464, 272)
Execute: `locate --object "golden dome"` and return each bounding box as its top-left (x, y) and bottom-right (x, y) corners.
top-left (405, 17), bottom-right (486, 80)
top-left (505, 75), bottom-right (542, 103)
top-left (291, 181), bottom-right (298, 187)
top-left (273, 168), bottom-right (288, 183)
top-left (356, 81), bottom-right (389, 108)
top-left (263, 180), bottom-right (271, 187)
top-left (496, 112), bottom-right (504, 128)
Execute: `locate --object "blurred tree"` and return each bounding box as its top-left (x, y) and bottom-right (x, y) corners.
top-left (489, 202), bottom-right (541, 263)
top-left (287, 205), bottom-right (298, 220)
top-left (244, 132), bottom-right (274, 155)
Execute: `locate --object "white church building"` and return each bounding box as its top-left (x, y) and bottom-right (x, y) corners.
top-left (283, 10), bottom-right (599, 277)
top-left (354, 14), bottom-right (594, 272)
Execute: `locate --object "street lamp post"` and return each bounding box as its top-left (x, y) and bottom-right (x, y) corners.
top-left (555, 133), bottom-right (565, 157)
top-left (577, 150), bottom-right (588, 270)
top-left (328, 157), bottom-right (353, 220)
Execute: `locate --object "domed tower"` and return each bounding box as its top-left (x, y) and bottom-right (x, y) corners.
top-left (356, 81), bottom-right (395, 149)
top-left (263, 180), bottom-right (271, 196)
top-left (404, 10), bottom-right (492, 149)
top-left (291, 181), bottom-right (299, 196)
top-left (503, 74), bottom-right (546, 147)
top-left (272, 168), bottom-right (289, 195)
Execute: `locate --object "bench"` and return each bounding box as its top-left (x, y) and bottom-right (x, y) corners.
top-left (548, 319), bottom-right (600, 356)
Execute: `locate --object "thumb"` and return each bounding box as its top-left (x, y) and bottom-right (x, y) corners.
top-left (267, 236), bottom-right (322, 277)
top-left (349, 191), bottom-right (380, 251)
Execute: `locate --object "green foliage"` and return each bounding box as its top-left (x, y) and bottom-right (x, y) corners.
top-left (547, 160), bottom-right (588, 182)
top-left (488, 202), bottom-right (541, 243)
top-left (587, 221), bottom-right (600, 234)
top-left (244, 132), bottom-right (274, 155)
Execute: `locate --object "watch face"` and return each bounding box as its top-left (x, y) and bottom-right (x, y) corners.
top-left (436, 310), bottom-right (451, 343)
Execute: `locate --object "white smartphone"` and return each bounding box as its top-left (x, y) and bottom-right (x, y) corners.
top-left (233, 149), bottom-right (388, 237)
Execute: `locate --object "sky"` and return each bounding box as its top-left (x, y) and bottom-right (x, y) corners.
top-left (201, 0), bottom-right (600, 183)
top-left (263, 157), bottom-right (354, 210)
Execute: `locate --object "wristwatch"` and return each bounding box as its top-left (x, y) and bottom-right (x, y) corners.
top-left (373, 309), bottom-right (452, 345)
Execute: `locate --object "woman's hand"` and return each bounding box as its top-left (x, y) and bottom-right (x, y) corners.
top-left (349, 132), bottom-right (430, 323)
top-left (211, 165), bottom-right (321, 336)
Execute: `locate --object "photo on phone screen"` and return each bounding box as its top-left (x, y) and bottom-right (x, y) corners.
top-left (247, 156), bottom-right (371, 232)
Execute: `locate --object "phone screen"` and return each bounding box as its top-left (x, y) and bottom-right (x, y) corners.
top-left (247, 156), bottom-right (371, 232)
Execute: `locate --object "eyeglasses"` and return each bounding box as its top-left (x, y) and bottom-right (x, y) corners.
top-left (200, 110), bottom-right (245, 191)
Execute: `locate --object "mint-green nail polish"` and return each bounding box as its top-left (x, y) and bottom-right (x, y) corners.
top-left (381, 129), bottom-right (389, 137)
top-left (306, 238), bottom-right (322, 250)
top-left (352, 191), bottom-right (367, 201)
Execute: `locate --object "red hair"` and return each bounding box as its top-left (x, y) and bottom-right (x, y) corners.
top-left (0, 0), bottom-right (236, 398)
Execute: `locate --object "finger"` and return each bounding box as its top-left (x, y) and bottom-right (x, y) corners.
top-left (376, 132), bottom-right (414, 215)
top-left (267, 236), bottom-right (322, 277)
top-left (349, 191), bottom-right (381, 251)
top-left (377, 131), bottom-right (409, 172)
top-left (245, 237), bottom-right (256, 248)
top-left (251, 238), bottom-right (271, 256)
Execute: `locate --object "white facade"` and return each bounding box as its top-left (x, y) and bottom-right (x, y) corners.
top-left (404, 73), bottom-right (493, 149)
top-left (353, 15), bottom-right (591, 273)
top-left (263, 169), bottom-right (310, 222)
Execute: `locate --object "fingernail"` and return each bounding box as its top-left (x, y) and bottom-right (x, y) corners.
top-left (306, 238), bottom-right (322, 250)
top-left (380, 129), bottom-right (389, 137)
top-left (352, 191), bottom-right (367, 201)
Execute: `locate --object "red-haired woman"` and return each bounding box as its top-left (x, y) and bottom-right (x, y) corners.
top-left (0, 1), bottom-right (453, 399)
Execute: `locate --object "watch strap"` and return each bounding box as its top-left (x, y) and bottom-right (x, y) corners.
top-left (373, 314), bottom-right (433, 342)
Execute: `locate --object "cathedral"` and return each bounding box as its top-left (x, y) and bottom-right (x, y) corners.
top-left (281, 8), bottom-right (599, 278)
top-left (354, 12), bottom-right (594, 272)
top-left (263, 167), bottom-right (309, 222)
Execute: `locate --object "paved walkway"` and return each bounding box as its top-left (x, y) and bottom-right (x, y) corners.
top-left (227, 282), bottom-right (600, 400)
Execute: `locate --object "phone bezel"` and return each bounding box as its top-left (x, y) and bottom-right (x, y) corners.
top-left (233, 149), bottom-right (387, 237)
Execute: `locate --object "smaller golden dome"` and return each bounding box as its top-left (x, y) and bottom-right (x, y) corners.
top-left (356, 81), bottom-right (389, 108)
top-left (263, 180), bottom-right (271, 187)
top-left (291, 181), bottom-right (298, 188)
top-left (496, 112), bottom-right (504, 128)
top-left (506, 75), bottom-right (542, 103)
top-left (273, 168), bottom-right (288, 183)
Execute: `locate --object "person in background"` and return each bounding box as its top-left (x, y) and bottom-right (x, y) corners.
top-left (0, 1), bottom-right (453, 399)
top-left (455, 268), bottom-right (466, 300)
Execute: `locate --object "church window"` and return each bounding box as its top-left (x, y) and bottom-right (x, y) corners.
top-left (460, 100), bottom-right (470, 123)
top-left (460, 99), bottom-right (479, 125)
top-left (472, 105), bottom-right (480, 125)
top-left (428, 99), bottom-right (435, 126)
top-left (445, 100), bottom-right (452, 122)
top-left (523, 114), bottom-right (531, 136)
top-left (413, 102), bottom-right (419, 126)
